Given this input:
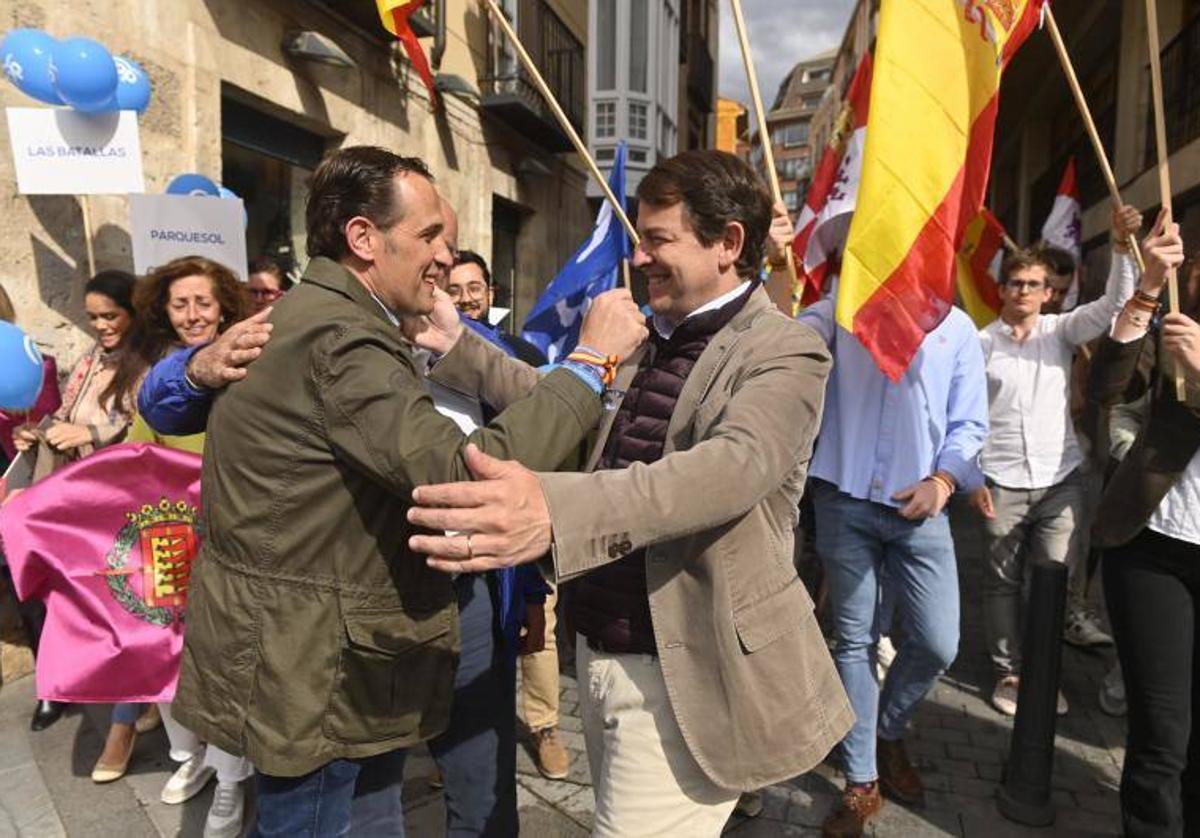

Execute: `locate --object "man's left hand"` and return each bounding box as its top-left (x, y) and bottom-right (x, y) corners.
top-left (892, 477), bottom-right (952, 520)
top-left (520, 604), bottom-right (547, 656)
top-left (407, 444), bottom-right (552, 573)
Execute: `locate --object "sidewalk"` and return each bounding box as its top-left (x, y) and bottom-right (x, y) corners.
top-left (0, 506), bottom-right (1125, 836)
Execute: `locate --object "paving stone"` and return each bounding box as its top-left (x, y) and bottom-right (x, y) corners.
top-left (946, 743), bottom-right (1004, 765)
top-left (919, 727), bottom-right (970, 746)
top-left (926, 756), bottom-right (979, 778)
top-left (783, 787), bottom-right (837, 828)
top-left (950, 775), bottom-right (997, 799)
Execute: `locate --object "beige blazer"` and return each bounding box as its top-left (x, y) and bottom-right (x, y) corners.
top-left (431, 286), bottom-right (854, 790)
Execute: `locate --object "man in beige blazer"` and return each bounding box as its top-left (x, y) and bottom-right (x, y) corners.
top-left (406, 150), bottom-right (853, 836)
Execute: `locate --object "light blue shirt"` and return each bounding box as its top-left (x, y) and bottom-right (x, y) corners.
top-left (797, 299), bottom-right (988, 508)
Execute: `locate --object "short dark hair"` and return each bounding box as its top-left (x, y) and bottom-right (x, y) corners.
top-left (248, 256), bottom-right (293, 291)
top-left (636, 150), bottom-right (772, 280)
top-left (306, 146), bottom-right (434, 262)
top-left (84, 270), bottom-right (136, 316)
top-left (1000, 249), bottom-right (1053, 283)
top-left (1036, 245), bottom-right (1076, 278)
top-left (452, 249), bottom-right (492, 286)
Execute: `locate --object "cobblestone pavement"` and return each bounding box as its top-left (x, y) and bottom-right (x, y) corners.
top-left (0, 505), bottom-right (1125, 836)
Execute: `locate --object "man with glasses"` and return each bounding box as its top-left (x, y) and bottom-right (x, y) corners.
top-left (446, 250), bottom-right (547, 366)
top-left (972, 206), bottom-right (1141, 717)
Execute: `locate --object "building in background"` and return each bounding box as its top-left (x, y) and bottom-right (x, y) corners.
top-left (746, 49), bottom-right (834, 219)
top-left (715, 96), bottom-right (746, 154)
top-left (1, 0), bottom-right (596, 365)
top-left (586, 0), bottom-right (718, 201)
top-left (809, 0), bottom-right (877, 156)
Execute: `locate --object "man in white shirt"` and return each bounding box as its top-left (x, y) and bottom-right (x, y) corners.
top-left (974, 206), bottom-right (1140, 716)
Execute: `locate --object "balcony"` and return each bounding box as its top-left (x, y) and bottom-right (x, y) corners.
top-left (685, 33), bottom-right (714, 114)
top-left (481, 0), bottom-right (585, 152)
top-left (1142, 12), bottom-right (1200, 169)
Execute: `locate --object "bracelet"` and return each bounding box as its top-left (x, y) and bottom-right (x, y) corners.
top-left (1133, 288), bottom-right (1161, 306)
top-left (565, 349), bottom-right (620, 386)
top-left (1127, 296), bottom-right (1158, 314)
top-left (926, 472), bottom-right (955, 496)
top-left (767, 254), bottom-right (789, 271)
top-left (183, 368), bottom-right (209, 393)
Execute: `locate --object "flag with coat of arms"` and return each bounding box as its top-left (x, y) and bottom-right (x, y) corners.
top-left (522, 141), bottom-right (631, 362)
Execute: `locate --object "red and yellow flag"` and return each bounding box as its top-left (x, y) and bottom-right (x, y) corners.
top-left (836, 0), bottom-right (1044, 379)
top-left (377, 0), bottom-right (439, 108)
top-left (956, 208), bottom-right (1009, 328)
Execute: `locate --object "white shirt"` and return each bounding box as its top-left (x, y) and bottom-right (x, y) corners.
top-left (979, 251), bottom-right (1135, 489)
top-left (1148, 449), bottom-right (1200, 545)
top-left (652, 281), bottom-right (751, 340)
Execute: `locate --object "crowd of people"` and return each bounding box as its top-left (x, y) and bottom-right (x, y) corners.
top-left (0, 144), bottom-right (1197, 838)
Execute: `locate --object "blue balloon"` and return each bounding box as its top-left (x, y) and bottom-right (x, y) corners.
top-left (51, 37), bottom-right (118, 113)
top-left (0, 321), bottom-right (45, 410)
top-left (1, 28), bottom-right (63, 105)
top-left (166, 173), bottom-right (220, 197)
top-left (112, 55), bottom-right (151, 113)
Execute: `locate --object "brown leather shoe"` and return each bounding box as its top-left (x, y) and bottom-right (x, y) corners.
top-left (822, 782), bottom-right (882, 838)
top-left (877, 736), bottom-right (924, 806)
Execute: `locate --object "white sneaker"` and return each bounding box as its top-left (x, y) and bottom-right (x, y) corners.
top-left (876, 635), bottom-right (897, 682)
top-left (991, 675), bottom-right (1020, 716)
top-left (161, 751), bottom-right (216, 804)
top-left (1098, 663), bottom-right (1127, 717)
top-left (204, 781), bottom-right (245, 838)
top-left (1064, 609), bottom-right (1113, 647)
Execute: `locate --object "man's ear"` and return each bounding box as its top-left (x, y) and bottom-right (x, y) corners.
top-left (345, 216), bottom-right (376, 263)
top-left (718, 221), bottom-right (746, 272)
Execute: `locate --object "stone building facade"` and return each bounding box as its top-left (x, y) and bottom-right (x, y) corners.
top-left (1, 0), bottom-right (593, 368)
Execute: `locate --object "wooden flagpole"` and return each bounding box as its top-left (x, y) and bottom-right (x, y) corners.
top-left (482, 0), bottom-right (638, 252)
top-left (1043, 5), bottom-right (1146, 275)
top-left (1001, 231), bottom-right (1020, 252)
top-left (80, 196), bottom-right (96, 278)
top-left (729, 0), bottom-right (803, 313)
top-left (1143, 0), bottom-right (1186, 400)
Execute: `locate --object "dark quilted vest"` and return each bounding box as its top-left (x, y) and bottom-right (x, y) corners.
top-left (571, 284), bottom-right (755, 654)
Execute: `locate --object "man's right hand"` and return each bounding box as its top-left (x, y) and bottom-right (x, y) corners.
top-left (1139, 209), bottom-right (1185, 297)
top-left (186, 308), bottom-right (274, 390)
top-left (577, 288), bottom-right (648, 361)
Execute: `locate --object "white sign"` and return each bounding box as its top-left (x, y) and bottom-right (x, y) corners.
top-left (130, 194), bottom-right (248, 282)
top-left (5, 107), bottom-right (145, 195)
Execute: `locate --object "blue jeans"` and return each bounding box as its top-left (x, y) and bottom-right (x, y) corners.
top-left (253, 749), bottom-right (408, 837)
top-left (352, 573), bottom-right (517, 837)
top-left (812, 480), bottom-right (960, 784)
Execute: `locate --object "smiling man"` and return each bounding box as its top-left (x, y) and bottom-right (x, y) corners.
top-left (168, 146), bottom-right (646, 835)
top-left (404, 150), bottom-right (852, 836)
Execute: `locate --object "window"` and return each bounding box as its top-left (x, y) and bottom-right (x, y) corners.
top-left (783, 121), bottom-right (809, 147)
top-left (596, 101), bottom-right (616, 138)
top-left (595, 146), bottom-right (616, 161)
top-left (629, 101), bottom-right (648, 139)
top-left (783, 190), bottom-right (799, 211)
top-left (597, 0), bottom-right (617, 90)
top-left (629, 0), bottom-right (649, 93)
top-left (778, 157), bottom-right (803, 181)
top-left (802, 94), bottom-right (823, 110)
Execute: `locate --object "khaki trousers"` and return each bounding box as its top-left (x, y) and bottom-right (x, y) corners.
top-left (520, 585), bottom-right (560, 731)
top-left (577, 634), bottom-right (738, 837)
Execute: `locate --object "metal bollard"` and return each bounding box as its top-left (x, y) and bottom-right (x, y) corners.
top-left (996, 558), bottom-right (1068, 827)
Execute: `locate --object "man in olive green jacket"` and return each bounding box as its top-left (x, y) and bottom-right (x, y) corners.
top-left (407, 151), bottom-right (854, 836)
top-left (170, 146), bottom-right (646, 835)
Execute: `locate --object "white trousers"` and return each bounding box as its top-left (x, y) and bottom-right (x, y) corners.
top-left (577, 635), bottom-right (739, 837)
top-left (159, 702), bottom-right (253, 784)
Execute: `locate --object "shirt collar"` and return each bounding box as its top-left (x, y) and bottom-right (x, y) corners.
top-left (653, 280), bottom-right (751, 340)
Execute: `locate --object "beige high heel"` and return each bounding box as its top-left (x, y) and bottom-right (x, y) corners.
top-left (91, 726), bottom-right (137, 783)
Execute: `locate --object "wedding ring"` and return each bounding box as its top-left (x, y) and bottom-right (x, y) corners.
top-left (465, 533), bottom-right (474, 560)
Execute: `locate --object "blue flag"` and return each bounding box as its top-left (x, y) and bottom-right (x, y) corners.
top-left (522, 142), bottom-right (632, 362)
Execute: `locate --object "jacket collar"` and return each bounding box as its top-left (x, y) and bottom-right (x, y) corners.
top-left (301, 257), bottom-right (400, 330)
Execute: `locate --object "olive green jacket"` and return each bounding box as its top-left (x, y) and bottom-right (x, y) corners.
top-left (172, 257), bottom-right (602, 777)
top-left (432, 286), bottom-right (855, 791)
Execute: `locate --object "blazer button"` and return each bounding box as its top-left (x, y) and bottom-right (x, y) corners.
top-left (607, 543), bottom-right (622, 558)
top-left (618, 540), bottom-right (633, 554)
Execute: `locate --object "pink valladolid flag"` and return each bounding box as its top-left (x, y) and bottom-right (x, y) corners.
top-left (0, 443), bottom-right (202, 703)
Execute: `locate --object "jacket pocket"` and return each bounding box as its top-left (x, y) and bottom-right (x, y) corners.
top-left (324, 605), bottom-right (455, 744)
top-left (732, 579), bottom-right (815, 653)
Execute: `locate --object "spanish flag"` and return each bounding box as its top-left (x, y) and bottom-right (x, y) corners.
top-left (955, 208), bottom-right (1009, 328)
top-left (377, 0), bottom-right (439, 107)
top-left (837, 0), bottom-right (1044, 379)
